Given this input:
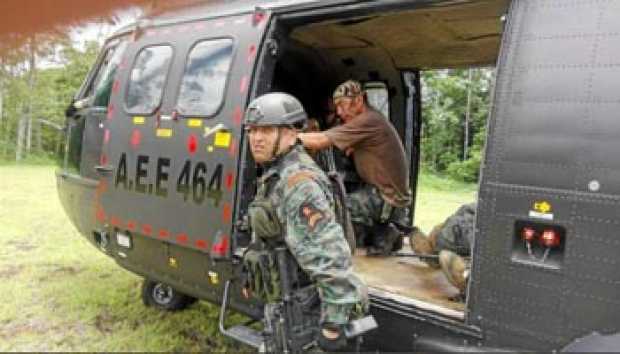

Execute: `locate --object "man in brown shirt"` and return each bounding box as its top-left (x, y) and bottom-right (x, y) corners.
top-left (298, 80), bottom-right (412, 255)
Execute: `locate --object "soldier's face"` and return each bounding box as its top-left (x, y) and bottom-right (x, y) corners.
top-left (248, 125), bottom-right (279, 163)
top-left (335, 96), bottom-right (364, 123)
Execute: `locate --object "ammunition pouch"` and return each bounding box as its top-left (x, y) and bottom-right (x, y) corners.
top-left (248, 198), bottom-right (282, 240)
top-left (242, 248), bottom-right (281, 302)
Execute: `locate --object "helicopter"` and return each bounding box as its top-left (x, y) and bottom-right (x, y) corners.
top-left (56, 0), bottom-right (620, 351)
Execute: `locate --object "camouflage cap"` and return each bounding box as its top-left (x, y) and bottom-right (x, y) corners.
top-left (333, 80), bottom-right (363, 101)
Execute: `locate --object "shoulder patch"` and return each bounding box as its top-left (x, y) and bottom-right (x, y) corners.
top-left (287, 170), bottom-right (315, 189)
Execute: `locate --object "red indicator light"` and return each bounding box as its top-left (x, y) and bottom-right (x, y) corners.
top-left (247, 44), bottom-right (256, 63)
top-left (521, 227), bottom-right (536, 242)
top-left (103, 129), bottom-right (110, 145)
top-left (95, 206), bottom-right (106, 222)
top-left (212, 235), bottom-right (229, 256)
top-left (130, 129), bottom-right (141, 149)
top-left (195, 239), bottom-right (208, 249)
top-left (239, 76), bottom-right (248, 93)
top-left (107, 104), bottom-right (115, 120)
top-left (541, 230), bottom-right (561, 248)
top-left (225, 172), bottom-right (234, 191)
top-left (222, 203), bottom-right (232, 222)
top-left (233, 106), bottom-right (243, 126)
top-left (99, 153), bottom-right (108, 166)
top-left (110, 216), bottom-right (121, 227)
top-left (142, 224), bottom-right (152, 236)
top-left (253, 11), bottom-right (266, 26)
top-left (176, 233), bottom-right (188, 244)
top-left (112, 80), bottom-right (120, 94)
top-left (187, 134), bottom-right (198, 154)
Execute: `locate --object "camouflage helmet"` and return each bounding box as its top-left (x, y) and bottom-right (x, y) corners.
top-left (244, 92), bottom-right (307, 128)
top-left (333, 80), bottom-right (363, 101)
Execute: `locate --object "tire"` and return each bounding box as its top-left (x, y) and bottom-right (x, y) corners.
top-left (141, 279), bottom-right (196, 311)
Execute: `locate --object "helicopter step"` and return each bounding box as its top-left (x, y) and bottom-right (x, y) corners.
top-left (218, 281), bottom-right (264, 349)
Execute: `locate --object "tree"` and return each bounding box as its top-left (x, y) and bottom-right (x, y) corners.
top-left (421, 68), bottom-right (493, 182)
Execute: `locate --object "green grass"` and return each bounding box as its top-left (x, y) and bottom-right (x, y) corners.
top-left (0, 165), bottom-right (475, 351)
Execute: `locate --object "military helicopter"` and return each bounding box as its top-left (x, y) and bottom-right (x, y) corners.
top-left (56, 0), bottom-right (620, 351)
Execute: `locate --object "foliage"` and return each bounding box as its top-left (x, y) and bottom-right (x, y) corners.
top-left (0, 37), bottom-right (100, 162)
top-left (420, 68), bottom-right (493, 182)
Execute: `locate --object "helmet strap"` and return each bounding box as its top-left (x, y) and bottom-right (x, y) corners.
top-left (270, 127), bottom-right (282, 161)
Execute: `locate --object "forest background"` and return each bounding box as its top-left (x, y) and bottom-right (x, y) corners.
top-left (0, 30), bottom-right (493, 183)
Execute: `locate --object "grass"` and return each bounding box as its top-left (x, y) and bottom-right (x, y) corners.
top-left (0, 165), bottom-right (475, 351)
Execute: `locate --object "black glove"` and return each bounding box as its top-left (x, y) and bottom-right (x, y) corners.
top-left (318, 323), bottom-right (348, 352)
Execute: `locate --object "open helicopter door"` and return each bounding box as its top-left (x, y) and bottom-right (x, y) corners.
top-left (96, 10), bottom-right (270, 262)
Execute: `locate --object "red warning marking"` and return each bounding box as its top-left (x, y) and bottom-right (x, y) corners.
top-left (159, 229), bottom-right (170, 239)
top-left (222, 203), bottom-right (232, 222)
top-left (100, 153), bottom-right (108, 166)
top-left (225, 172), bottom-right (234, 191)
top-left (106, 104), bottom-right (115, 120)
top-left (232, 106), bottom-right (243, 126)
top-left (142, 224), bottom-right (152, 236)
top-left (111, 80), bottom-right (120, 94)
top-left (130, 129), bottom-right (141, 149)
top-left (195, 239), bottom-right (208, 249)
top-left (103, 129), bottom-right (110, 145)
top-left (110, 216), bottom-right (122, 227)
top-left (126, 220), bottom-right (137, 231)
top-left (176, 233), bottom-right (189, 244)
top-left (239, 76), bottom-right (248, 93)
top-left (212, 235), bottom-right (229, 255)
top-left (228, 138), bottom-right (237, 157)
top-left (252, 11), bottom-right (266, 26)
top-left (95, 206), bottom-right (106, 222)
top-left (247, 44), bottom-right (256, 63)
top-left (187, 134), bottom-right (198, 155)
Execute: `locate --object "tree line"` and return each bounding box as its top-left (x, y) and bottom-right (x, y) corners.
top-left (0, 34), bottom-right (99, 162)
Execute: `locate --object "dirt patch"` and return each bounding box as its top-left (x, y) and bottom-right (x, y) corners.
top-left (93, 310), bottom-right (118, 333)
top-left (5, 240), bottom-right (37, 252)
top-left (37, 264), bottom-right (83, 282)
top-left (0, 264), bottom-right (24, 279)
top-left (0, 318), bottom-right (52, 339)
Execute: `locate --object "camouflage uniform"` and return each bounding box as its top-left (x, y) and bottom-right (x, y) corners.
top-left (411, 202), bottom-right (476, 294)
top-left (252, 144), bottom-right (368, 325)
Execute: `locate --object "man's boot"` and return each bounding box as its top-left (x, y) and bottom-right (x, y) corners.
top-left (438, 250), bottom-right (468, 298)
top-left (409, 228), bottom-right (440, 269)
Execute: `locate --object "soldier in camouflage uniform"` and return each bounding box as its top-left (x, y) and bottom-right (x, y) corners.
top-left (410, 202), bottom-right (476, 297)
top-left (244, 92), bottom-right (368, 351)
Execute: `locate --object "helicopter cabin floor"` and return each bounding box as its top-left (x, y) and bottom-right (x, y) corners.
top-left (352, 237), bottom-right (466, 318)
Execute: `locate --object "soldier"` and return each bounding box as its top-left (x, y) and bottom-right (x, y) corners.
top-left (298, 80), bottom-right (412, 255)
top-left (410, 202), bottom-right (476, 298)
top-left (244, 92), bottom-right (368, 351)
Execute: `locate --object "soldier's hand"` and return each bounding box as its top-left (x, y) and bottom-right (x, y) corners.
top-left (345, 147), bottom-right (355, 156)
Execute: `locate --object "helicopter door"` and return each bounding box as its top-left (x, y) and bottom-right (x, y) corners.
top-left (98, 13), bottom-right (270, 259)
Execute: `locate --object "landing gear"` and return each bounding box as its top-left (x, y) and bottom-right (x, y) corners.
top-left (141, 279), bottom-right (197, 311)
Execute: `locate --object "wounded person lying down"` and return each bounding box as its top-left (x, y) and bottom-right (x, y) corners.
top-left (410, 202), bottom-right (476, 298)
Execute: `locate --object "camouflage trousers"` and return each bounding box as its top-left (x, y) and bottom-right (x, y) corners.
top-left (347, 185), bottom-right (409, 227)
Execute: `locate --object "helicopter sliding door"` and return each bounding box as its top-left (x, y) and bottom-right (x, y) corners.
top-left (96, 12), bottom-right (269, 277)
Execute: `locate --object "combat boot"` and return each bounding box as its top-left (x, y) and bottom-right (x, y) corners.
top-left (409, 228), bottom-right (440, 268)
top-left (439, 250), bottom-right (468, 297)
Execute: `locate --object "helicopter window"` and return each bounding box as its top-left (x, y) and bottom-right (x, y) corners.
top-left (90, 40), bottom-right (128, 107)
top-left (177, 38), bottom-right (234, 117)
top-left (125, 45), bottom-right (174, 114)
top-left (364, 82), bottom-right (390, 120)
